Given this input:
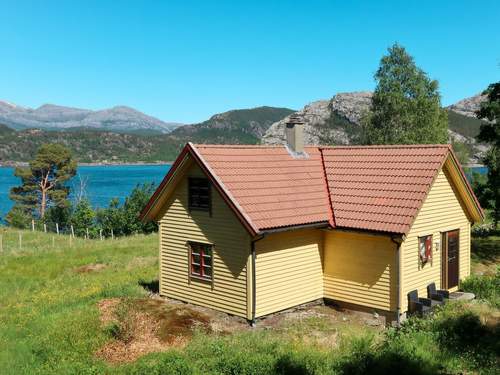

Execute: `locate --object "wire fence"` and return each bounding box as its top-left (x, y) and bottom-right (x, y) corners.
top-left (0, 221), bottom-right (119, 255)
top-left (27, 219), bottom-right (116, 240)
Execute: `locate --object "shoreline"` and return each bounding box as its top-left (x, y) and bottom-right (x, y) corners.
top-left (0, 161), bottom-right (173, 168)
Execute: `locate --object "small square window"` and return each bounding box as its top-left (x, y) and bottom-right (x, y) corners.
top-left (188, 178), bottom-right (211, 212)
top-left (189, 242), bottom-right (213, 281)
top-left (419, 235), bottom-right (433, 263)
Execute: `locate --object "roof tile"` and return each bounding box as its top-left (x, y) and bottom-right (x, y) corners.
top-left (179, 144), bottom-right (454, 234)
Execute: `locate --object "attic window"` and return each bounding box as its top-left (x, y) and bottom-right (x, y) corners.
top-left (189, 242), bottom-right (213, 281)
top-left (188, 177), bottom-right (211, 212)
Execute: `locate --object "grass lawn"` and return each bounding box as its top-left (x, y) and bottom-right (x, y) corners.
top-left (0, 228), bottom-right (498, 374)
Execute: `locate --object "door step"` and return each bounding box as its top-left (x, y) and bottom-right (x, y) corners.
top-left (448, 291), bottom-right (475, 301)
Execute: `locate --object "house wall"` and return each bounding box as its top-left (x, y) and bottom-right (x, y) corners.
top-left (159, 163), bottom-right (251, 319)
top-left (254, 229), bottom-right (323, 317)
top-left (323, 230), bottom-right (397, 312)
top-left (400, 166), bottom-right (471, 313)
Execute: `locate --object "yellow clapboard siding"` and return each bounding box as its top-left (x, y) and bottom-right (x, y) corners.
top-left (159, 161), bottom-right (251, 319)
top-left (254, 229), bottom-right (323, 317)
top-left (400, 166), bottom-right (471, 313)
top-left (323, 231), bottom-right (397, 312)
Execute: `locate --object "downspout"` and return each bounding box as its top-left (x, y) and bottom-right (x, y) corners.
top-left (250, 234), bottom-right (266, 326)
top-left (391, 235), bottom-right (404, 326)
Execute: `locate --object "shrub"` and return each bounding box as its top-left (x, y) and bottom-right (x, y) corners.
top-left (96, 183), bottom-right (158, 237)
top-left (472, 223), bottom-right (496, 237)
top-left (70, 199), bottom-right (98, 237)
top-left (460, 270), bottom-right (500, 308)
top-left (5, 205), bottom-right (31, 228)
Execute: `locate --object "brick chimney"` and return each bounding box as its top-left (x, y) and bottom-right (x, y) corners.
top-left (285, 115), bottom-right (305, 154)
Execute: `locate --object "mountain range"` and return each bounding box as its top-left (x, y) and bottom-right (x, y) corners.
top-left (0, 101), bottom-right (181, 134)
top-left (0, 93), bottom-right (488, 165)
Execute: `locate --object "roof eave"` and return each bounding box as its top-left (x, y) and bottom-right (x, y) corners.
top-left (446, 146), bottom-right (485, 221)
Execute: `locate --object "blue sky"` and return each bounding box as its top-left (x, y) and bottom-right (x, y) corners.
top-left (1, 1), bottom-right (498, 123)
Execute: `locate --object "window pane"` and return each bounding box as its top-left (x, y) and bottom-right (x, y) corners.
top-left (203, 246), bottom-right (212, 256)
top-left (192, 254), bottom-right (200, 265)
top-left (203, 266), bottom-right (212, 278)
top-left (191, 264), bottom-right (201, 275)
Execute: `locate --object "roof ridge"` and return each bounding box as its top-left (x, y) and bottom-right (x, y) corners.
top-left (320, 144), bottom-right (451, 150)
top-left (192, 144), bottom-right (285, 149)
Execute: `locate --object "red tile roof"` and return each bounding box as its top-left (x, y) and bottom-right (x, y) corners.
top-left (321, 145), bottom-right (451, 234)
top-left (142, 143), bottom-right (482, 236)
top-left (193, 145), bottom-right (331, 232)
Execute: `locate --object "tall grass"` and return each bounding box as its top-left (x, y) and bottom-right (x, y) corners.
top-left (0, 228), bottom-right (498, 374)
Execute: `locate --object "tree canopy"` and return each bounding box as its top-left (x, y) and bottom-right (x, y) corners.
top-left (362, 44), bottom-right (448, 145)
top-left (475, 82), bottom-right (500, 227)
top-left (7, 143), bottom-right (77, 227)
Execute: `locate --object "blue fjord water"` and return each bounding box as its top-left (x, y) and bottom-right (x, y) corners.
top-left (0, 164), bottom-right (487, 222)
top-left (0, 165), bottom-right (171, 221)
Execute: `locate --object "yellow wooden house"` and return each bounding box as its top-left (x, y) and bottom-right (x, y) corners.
top-left (140, 121), bottom-right (483, 324)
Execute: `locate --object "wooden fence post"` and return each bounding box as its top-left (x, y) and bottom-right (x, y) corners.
top-left (86, 228), bottom-right (89, 240)
top-left (111, 229), bottom-right (114, 240)
top-left (44, 224), bottom-right (47, 233)
top-left (99, 229), bottom-right (103, 241)
top-left (71, 225), bottom-right (75, 238)
top-left (32, 220), bottom-right (35, 232)
top-left (56, 223), bottom-right (59, 235)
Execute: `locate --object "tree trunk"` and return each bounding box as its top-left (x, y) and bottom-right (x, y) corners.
top-left (40, 189), bottom-right (47, 218)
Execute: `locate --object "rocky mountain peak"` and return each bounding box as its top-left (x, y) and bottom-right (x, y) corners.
top-left (262, 91), bottom-right (372, 145)
top-left (446, 94), bottom-right (487, 118)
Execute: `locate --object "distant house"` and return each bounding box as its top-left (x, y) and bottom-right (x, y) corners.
top-left (140, 119), bottom-right (483, 324)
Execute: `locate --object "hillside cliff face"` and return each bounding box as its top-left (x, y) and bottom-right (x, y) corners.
top-left (262, 92), bottom-right (488, 164)
top-left (447, 94), bottom-right (487, 118)
top-left (263, 92), bottom-right (371, 145)
top-left (170, 106), bottom-right (294, 144)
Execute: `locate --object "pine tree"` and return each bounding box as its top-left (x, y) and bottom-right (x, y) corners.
top-left (362, 44), bottom-right (448, 145)
top-left (7, 143), bottom-right (76, 227)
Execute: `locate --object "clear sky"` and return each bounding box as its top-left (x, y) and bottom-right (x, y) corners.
top-left (1, 1), bottom-right (499, 123)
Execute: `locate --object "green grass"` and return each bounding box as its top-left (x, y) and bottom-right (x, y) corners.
top-left (0, 229), bottom-right (498, 374)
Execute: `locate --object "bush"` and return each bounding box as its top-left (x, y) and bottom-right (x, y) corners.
top-left (460, 270), bottom-right (500, 308)
top-left (5, 205), bottom-right (31, 228)
top-left (472, 223), bottom-right (496, 237)
top-left (70, 199), bottom-right (98, 237)
top-left (96, 183), bottom-right (158, 237)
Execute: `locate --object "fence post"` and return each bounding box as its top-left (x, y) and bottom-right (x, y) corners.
top-left (71, 225), bottom-right (75, 238)
top-left (56, 223), bottom-right (59, 235)
top-left (44, 224), bottom-right (47, 233)
top-left (99, 229), bottom-right (103, 241)
top-left (32, 220), bottom-right (35, 232)
top-left (86, 228), bottom-right (89, 240)
top-left (111, 229), bottom-right (114, 240)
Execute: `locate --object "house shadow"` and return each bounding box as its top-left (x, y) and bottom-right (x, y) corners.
top-left (273, 351), bottom-right (437, 375)
top-left (175, 193), bottom-right (248, 280)
top-left (434, 311), bottom-right (499, 361)
top-left (139, 278), bottom-right (159, 294)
